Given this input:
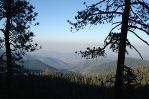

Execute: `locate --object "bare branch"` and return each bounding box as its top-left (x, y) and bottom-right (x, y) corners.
top-left (128, 29), bottom-right (149, 46)
top-left (0, 28), bottom-right (5, 33)
top-left (88, 0), bottom-right (106, 7)
top-left (110, 22), bottom-right (122, 33)
top-left (91, 11), bottom-right (123, 15)
top-left (126, 39), bottom-right (143, 59)
top-left (128, 25), bottom-right (149, 35)
top-left (112, 21), bottom-right (122, 25)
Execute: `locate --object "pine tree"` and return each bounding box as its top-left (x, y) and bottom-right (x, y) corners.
top-left (0, 0), bottom-right (40, 98)
top-left (68, 0), bottom-right (149, 99)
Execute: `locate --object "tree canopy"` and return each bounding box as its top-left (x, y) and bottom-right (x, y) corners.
top-left (68, 0), bottom-right (149, 59)
top-left (0, 0), bottom-right (40, 98)
top-left (0, 0), bottom-right (40, 61)
top-left (68, 0), bottom-right (149, 99)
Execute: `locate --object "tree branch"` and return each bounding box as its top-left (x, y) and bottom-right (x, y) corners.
top-left (0, 28), bottom-right (5, 33)
top-left (131, 1), bottom-right (149, 9)
top-left (87, 0), bottom-right (106, 7)
top-left (106, 0), bottom-right (117, 9)
top-left (129, 18), bottom-right (149, 28)
top-left (126, 39), bottom-right (143, 59)
top-left (91, 11), bottom-right (123, 15)
top-left (128, 25), bottom-right (149, 35)
top-left (110, 22), bottom-right (122, 33)
top-left (106, 1), bottom-right (125, 13)
top-left (104, 22), bottom-right (121, 43)
top-left (128, 29), bottom-right (149, 46)
top-left (130, 7), bottom-right (143, 23)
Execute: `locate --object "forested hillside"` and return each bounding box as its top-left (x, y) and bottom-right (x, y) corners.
top-left (21, 56), bottom-right (149, 75)
top-left (0, 67), bottom-right (149, 99)
top-left (83, 57), bottom-right (149, 75)
top-left (23, 60), bottom-right (58, 73)
top-left (37, 56), bottom-right (75, 72)
top-left (70, 58), bottom-right (110, 72)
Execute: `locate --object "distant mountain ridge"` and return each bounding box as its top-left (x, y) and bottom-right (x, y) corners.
top-left (23, 60), bottom-right (58, 73)
top-left (21, 53), bottom-right (149, 75)
top-left (37, 56), bottom-right (75, 72)
top-left (22, 53), bottom-right (75, 72)
top-left (82, 57), bottom-right (149, 75)
top-left (1, 51), bottom-right (149, 75)
top-left (70, 58), bottom-right (111, 73)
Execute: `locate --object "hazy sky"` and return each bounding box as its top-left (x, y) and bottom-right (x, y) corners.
top-left (30, 0), bottom-right (108, 43)
top-left (1, 0), bottom-right (148, 55)
top-left (29, 0), bottom-right (149, 42)
top-left (29, 0), bottom-right (149, 54)
top-left (28, 0), bottom-right (149, 54)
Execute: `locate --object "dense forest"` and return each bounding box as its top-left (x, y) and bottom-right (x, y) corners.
top-left (0, 0), bottom-right (149, 99)
top-left (0, 66), bottom-right (149, 99)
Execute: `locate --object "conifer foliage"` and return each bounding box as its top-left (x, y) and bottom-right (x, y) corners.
top-left (0, 0), bottom-right (40, 98)
top-left (68, 0), bottom-right (149, 99)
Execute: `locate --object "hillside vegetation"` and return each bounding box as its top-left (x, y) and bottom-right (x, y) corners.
top-left (83, 57), bottom-right (149, 75)
top-left (23, 60), bottom-right (58, 73)
top-left (0, 66), bottom-right (149, 99)
top-left (21, 55), bottom-right (149, 75)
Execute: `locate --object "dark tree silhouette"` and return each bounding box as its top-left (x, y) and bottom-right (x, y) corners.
top-left (0, 0), bottom-right (40, 98)
top-left (68, 0), bottom-right (149, 99)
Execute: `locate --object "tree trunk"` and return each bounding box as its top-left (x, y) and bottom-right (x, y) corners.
top-left (5, 0), bottom-right (13, 99)
top-left (114, 0), bottom-right (130, 99)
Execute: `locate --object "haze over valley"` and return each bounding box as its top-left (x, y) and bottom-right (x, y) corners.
top-left (23, 44), bottom-right (149, 75)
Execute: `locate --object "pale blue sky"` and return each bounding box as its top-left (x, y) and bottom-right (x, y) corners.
top-left (30, 0), bottom-right (149, 45)
top-left (27, 0), bottom-right (149, 55)
top-left (30, 0), bottom-right (119, 43)
top-left (0, 0), bottom-right (148, 55)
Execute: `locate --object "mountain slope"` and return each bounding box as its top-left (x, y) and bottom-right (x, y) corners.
top-left (82, 57), bottom-right (149, 75)
top-left (22, 53), bottom-right (36, 60)
top-left (23, 60), bottom-right (58, 73)
top-left (38, 57), bottom-right (74, 70)
top-left (70, 58), bottom-right (111, 73)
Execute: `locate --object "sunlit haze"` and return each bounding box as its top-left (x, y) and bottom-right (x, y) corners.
top-left (27, 0), bottom-right (149, 57)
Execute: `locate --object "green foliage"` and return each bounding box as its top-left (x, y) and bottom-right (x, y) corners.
top-left (0, 0), bottom-right (40, 55)
top-left (0, 0), bottom-right (41, 73)
top-left (0, 67), bottom-right (149, 99)
top-left (0, 1), bottom-right (40, 98)
top-left (134, 67), bottom-right (149, 85)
